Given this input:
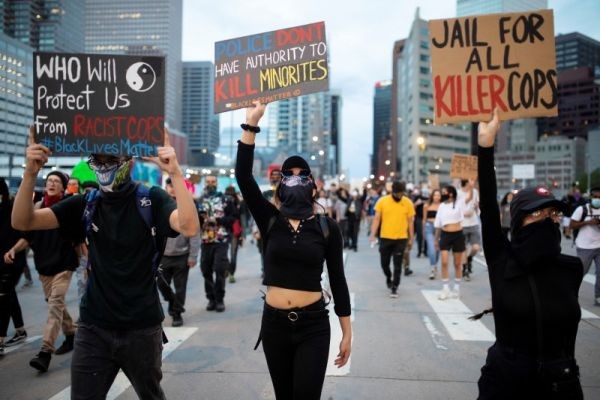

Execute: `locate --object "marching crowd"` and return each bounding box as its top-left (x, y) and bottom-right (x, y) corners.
top-left (0, 109), bottom-right (599, 399)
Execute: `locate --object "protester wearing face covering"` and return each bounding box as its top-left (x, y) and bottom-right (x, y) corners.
top-left (475, 109), bottom-right (584, 399)
top-left (12, 127), bottom-right (199, 397)
top-left (235, 102), bottom-right (351, 400)
top-left (346, 189), bottom-right (363, 251)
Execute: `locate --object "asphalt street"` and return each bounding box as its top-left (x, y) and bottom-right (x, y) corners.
top-left (1, 231), bottom-right (599, 400)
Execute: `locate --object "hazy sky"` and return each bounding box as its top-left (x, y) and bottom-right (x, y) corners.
top-left (182, 0), bottom-right (600, 179)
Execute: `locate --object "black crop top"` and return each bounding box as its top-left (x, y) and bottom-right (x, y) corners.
top-left (235, 141), bottom-right (351, 317)
top-left (426, 209), bottom-right (437, 219)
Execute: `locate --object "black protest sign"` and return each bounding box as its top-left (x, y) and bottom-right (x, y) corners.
top-left (429, 9), bottom-right (557, 123)
top-left (214, 21), bottom-right (329, 113)
top-left (34, 52), bottom-right (165, 156)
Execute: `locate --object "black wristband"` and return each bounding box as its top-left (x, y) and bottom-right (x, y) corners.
top-left (241, 123), bottom-right (260, 133)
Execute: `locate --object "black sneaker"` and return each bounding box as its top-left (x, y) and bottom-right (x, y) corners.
top-left (206, 300), bottom-right (216, 311)
top-left (467, 256), bottom-right (473, 274)
top-left (172, 314), bottom-right (183, 327)
top-left (5, 330), bottom-right (27, 347)
top-left (463, 265), bottom-right (471, 282)
top-left (55, 334), bottom-right (74, 355)
top-left (215, 301), bottom-right (225, 312)
top-left (30, 351), bottom-right (52, 372)
top-left (404, 268), bottom-right (413, 276)
top-left (390, 287), bottom-right (398, 298)
top-left (386, 278), bottom-right (392, 289)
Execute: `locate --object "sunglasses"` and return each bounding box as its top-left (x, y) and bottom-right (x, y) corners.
top-left (281, 169), bottom-right (311, 178)
top-left (88, 156), bottom-right (130, 169)
top-left (529, 208), bottom-right (563, 220)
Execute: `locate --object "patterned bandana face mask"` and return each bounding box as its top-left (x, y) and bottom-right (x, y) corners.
top-left (278, 175), bottom-right (314, 220)
top-left (88, 157), bottom-right (132, 192)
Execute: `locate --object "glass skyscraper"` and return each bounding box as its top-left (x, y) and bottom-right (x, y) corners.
top-left (456, 0), bottom-right (547, 16)
top-left (84, 0), bottom-right (182, 130)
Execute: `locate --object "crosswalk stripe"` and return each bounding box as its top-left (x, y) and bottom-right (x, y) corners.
top-left (48, 327), bottom-right (197, 400)
top-left (326, 292), bottom-right (354, 376)
top-left (583, 274), bottom-right (595, 285)
top-left (3, 335), bottom-right (43, 354)
top-left (421, 290), bottom-right (496, 342)
top-left (421, 315), bottom-right (448, 350)
top-left (581, 308), bottom-right (599, 319)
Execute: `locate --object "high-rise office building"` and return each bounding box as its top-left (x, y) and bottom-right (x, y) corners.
top-left (269, 92), bottom-right (334, 177)
top-left (0, 32), bottom-right (34, 174)
top-left (0, 0), bottom-right (84, 52)
top-left (372, 80), bottom-right (392, 176)
top-left (182, 61), bottom-right (219, 166)
top-left (394, 10), bottom-right (470, 184)
top-left (84, 0), bottom-right (183, 130)
top-left (390, 39), bottom-right (405, 175)
top-left (556, 33), bottom-right (600, 72)
top-left (330, 92), bottom-right (342, 176)
top-left (457, 0), bottom-right (546, 16)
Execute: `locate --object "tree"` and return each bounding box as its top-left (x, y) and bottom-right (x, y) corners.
top-left (577, 168), bottom-right (600, 193)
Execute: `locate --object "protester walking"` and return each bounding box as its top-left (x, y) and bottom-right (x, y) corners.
top-left (24, 171), bottom-right (79, 372)
top-left (346, 189), bottom-right (363, 251)
top-left (457, 179), bottom-right (480, 281)
top-left (198, 175), bottom-right (237, 312)
top-left (412, 187), bottom-right (427, 258)
top-left (369, 181), bottom-right (415, 298)
top-left (569, 187), bottom-right (600, 306)
top-left (476, 109), bottom-right (584, 399)
top-left (236, 102), bottom-right (351, 400)
top-left (434, 185), bottom-right (465, 300)
top-left (0, 178), bottom-right (28, 355)
top-left (157, 177), bottom-right (201, 327)
top-left (424, 189), bottom-right (441, 280)
top-left (225, 185), bottom-right (243, 283)
top-left (499, 191), bottom-right (514, 240)
top-left (12, 128), bottom-right (199, 398)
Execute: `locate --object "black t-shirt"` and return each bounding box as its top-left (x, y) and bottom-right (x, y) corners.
top-left (51, 182), bottom-right (177, 329)
top-left (236, 141), bottom-right (351, 317)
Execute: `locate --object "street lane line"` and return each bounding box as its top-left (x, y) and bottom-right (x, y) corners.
top-left (584, 274), bottom-right (595, 285)
top-left (3, 335), bottom-right (42, 354)
top-left (581, 308), bottom-right (599, 319)
top-left (421, 290), bottom-right (495, 342)
top-left (326, 292), bottom-right (354, 376)
top-left (421, 315), bottom-right (448, 350)
top-left (48, 327), bottom-right (197, 400)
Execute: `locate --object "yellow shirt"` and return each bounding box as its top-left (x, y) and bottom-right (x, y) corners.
top-left (374, 195), bottom-right (416, 239)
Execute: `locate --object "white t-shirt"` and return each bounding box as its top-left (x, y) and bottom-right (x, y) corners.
top-left (434, 201), bottom-right (464, 229)
top-left (571, 205), bottom-right (600, 249)
top-left (316, 197), bottom-right (331, 214)
top-left (457, 188), bottom-right (480, 228)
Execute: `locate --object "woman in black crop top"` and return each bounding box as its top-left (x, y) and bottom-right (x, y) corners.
top-left (235, 102), bottom-right (352, 400)
top-left (477, 110), bottom-right (583, 399)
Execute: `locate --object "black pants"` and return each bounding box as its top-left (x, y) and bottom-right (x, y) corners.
top-left (0, 264), bottom-right (25, 336)
top-left (157, 254), bottom-right (189, 316)
top-left (338, 219), bottom-right (349, 247)
top-left (71, 322), bottom-right (165, 400)
top-left (347, 215), bottom-right (360, 249)
top-left (379, 238), bottom-right (408, 288)
top-left (261, 299), bottom-right (331, 400)
top-left (229, 235), bottom-right (240, 275)
top-left (200, 242), bottom-right (229, 302)
top-left (478, 343), bottom-right (583, 400)
top-left (414, 217), bottom-right (426, 256)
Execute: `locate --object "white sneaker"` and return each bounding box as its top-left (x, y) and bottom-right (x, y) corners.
top-left (428, 268), bottom-right (437, 280)
top-left (451, 288), bottom-right (460, 299)
top-left (438, 288), bottom-right (451, 300)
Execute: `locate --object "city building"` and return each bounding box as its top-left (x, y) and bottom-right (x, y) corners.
top-left (556, 32), bottom-right (600, 72)
top-left (84, 0), bottom-right (183, 130)
top-left (456, 0), bottom-right (547, 16)
top-left (0, 32), bottom-right (33, 177)
top-left (0, 0), bottom-right (85, 52)
top-left (372, 80), bottom-right (392, 176)
top-left (181, 61), bottom-right (219, 166)
top-left (589, 128), bottom-right (600, 175)
top-left (268, 92), bottom-right (335, 178)
top-left (390, 39), bottom-right (404, 175)
top-left (394, 9), bottom-right (471, 185)
top-left (329, 92), bottom-right (342, 177)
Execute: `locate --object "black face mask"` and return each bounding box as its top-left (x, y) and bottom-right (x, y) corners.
top-left (278, 176), bottom-right (314, 220)
top-left (205, 185), bottom-right (217, 195)
top-left (441, 194), bottom-right (450, 202)
top-left (391, 193), bottom-right (402, 202)
top-left (511, 218), bottom-right (561, 268)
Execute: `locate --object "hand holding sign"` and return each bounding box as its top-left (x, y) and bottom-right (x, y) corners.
top-left (25, 126), bottom-right (52, 176)
top-left (142, 129), bottom-right (181, 176)
top-left (478, 108), bottom-right (502, 148)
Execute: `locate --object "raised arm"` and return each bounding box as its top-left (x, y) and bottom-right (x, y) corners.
top-left (477, 109), bottom-right (506, 260)
top-left (235, 102), bottom-right (277, 234)
top-left (12, 127), bottom-right (59, 231)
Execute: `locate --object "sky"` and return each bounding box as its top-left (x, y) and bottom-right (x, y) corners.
top-left (181, 0), bottom-right (600, 179)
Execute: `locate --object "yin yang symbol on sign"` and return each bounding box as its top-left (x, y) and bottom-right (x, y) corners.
top-left (125, 62), bottom-right (156, 92)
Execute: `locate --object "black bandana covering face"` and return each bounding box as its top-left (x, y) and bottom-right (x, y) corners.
top-left (278, 175), bottom-right (314, 220)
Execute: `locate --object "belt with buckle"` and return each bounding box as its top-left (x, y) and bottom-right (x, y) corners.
top-left (264, 303), bottom-right (328, 322)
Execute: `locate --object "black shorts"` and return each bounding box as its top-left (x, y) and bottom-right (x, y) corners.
top-left (439, 230), bottom-right (466, 252)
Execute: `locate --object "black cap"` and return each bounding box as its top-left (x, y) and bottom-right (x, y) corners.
top-left (510, 186), bottom-right (568, 231)
top-left (281, 155), bottom-right (311, 173)
top-left (81, 181), bottom-right (99, 190)
top-left (391, 181), bottom-right (405, 194)
top-left (46, 171), bottom-right (68, 190)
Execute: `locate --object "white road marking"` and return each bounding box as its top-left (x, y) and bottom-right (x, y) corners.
top-left (581, 308), bottom-right (599, 319)
top-left (421, 315), bottom-right (448, 350)
top-left (583, 274), bottom-right (595, 285)
top-left (326, 292), bottom-right (354, 376)
top-left (473, 256), bottom-right (488, 268)
top-left (3, 335), bottom-right (43, 354)
top-left (422, 290), bottom-right (495, 342)
top-left (48, 327), bottom-right (197, 400)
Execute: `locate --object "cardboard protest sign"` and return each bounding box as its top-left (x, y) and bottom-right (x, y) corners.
top-left (34, 52), bottom-right (165, 157)
top-left (450, 154), bottom-right (478, 180)
top-left (429, 9), bottom-right (557, 123)
top-left (428, 173), bottom-right (440, 190)
top-left (214, 22), bottom-right (329, 113)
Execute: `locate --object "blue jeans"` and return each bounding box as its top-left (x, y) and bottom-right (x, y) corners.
top-left (425, 222), bottom-right (440, 267)
top-left (576, 247), bottom-right (600, 298)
